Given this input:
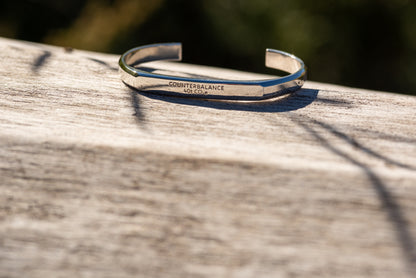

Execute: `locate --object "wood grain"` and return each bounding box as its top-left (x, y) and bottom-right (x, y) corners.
top-left (0, 37), bottom-right (415, 278)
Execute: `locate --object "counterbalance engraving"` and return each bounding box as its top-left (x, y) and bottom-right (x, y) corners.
top-left (168, 81), bottom-right (224, 95)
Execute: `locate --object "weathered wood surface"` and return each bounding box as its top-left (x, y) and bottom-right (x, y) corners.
top-left (0, 37), bottom-right (416, 278)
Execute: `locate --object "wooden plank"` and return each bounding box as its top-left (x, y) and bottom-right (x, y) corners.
top-left (0, 37), bottom-right (416, 278)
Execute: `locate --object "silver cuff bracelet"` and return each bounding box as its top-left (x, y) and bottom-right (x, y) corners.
top-left (119, 43), bottom-right (306, 100)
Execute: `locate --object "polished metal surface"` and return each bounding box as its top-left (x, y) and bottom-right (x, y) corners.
top-left (119, 43), bottom-right (306, 100)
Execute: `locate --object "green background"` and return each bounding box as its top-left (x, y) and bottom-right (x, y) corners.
top-left (1, 0), bottom-right (415, 95)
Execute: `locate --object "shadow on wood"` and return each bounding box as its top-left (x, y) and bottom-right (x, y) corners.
top-left (289, 114), bottom-right (416, 276)
top-left (130, 88), bottom-right (319, 114)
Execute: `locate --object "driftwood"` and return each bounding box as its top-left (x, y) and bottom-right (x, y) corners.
top-left (0, 37), bottom-right (416, 277)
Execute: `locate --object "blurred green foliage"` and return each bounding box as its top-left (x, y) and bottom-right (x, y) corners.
top-left (1, 0), bottom-right (415, 94)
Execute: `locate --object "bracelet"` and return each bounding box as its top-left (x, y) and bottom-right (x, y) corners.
top-left (119, 43), bottom-right (306, 100)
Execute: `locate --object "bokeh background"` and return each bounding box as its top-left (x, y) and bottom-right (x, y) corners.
top-left (1, 0), bottom-right (415, 95)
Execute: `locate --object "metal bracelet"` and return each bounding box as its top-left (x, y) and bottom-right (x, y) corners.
top-left (119, 43), bottom-right (306, 100)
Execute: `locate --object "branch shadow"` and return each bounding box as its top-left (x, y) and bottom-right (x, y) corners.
top-left (313, 120), bottom-right (416, 171)
top-left (32, 50), bottom-right (51, 72)
top-left (315, 96), bottom-right (354, 107)
top-left (86, 57), bottom-right (118, 72)
top-left (130, 88), bottom-right (146, 125)
top-left (353, 128), bottom-right (416, 145)
top-left (290, 114), bottom-right (416, 276)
